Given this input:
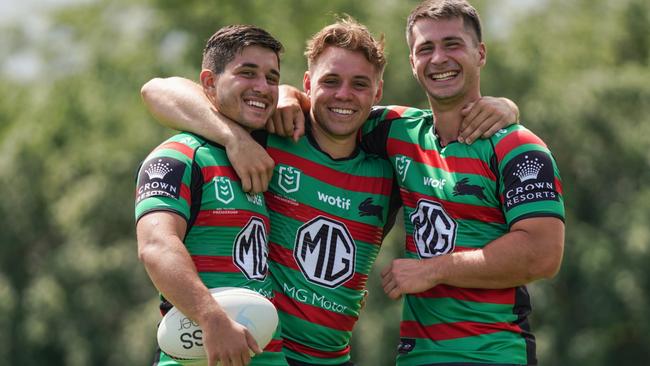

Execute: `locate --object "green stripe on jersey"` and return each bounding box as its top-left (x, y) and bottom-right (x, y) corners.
top-left (397, 332), bottom-right (528, 366)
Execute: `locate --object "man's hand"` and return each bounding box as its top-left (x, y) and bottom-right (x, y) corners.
top-left (381, 258), bottom-right (438, 300)
top-left (202, 313), bottom-right (262, 366)
top-left (267, 85), bottom-right (310, 141)
top-left (458, 97), bottom-right (519, 144)
top-left (268, 97), bottom-right (305, 142)
top-left (225, 133), bottom-right (274, 194)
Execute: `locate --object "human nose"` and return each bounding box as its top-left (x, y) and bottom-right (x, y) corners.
top-left (252, 76), bottom-right (273, 94)
top-left (334, 83), bottom-right (353, 100)
top-left (430, 47), bottom-right (448, 65)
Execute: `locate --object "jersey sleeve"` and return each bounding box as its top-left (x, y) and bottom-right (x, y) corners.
top-left (361, 105), bottom-right (431, 158)
top-left (134, 134), bottom-right (201, 223)
top-left (493, 125), bottom-right (565, 226)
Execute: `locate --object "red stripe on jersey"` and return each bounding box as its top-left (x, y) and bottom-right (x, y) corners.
top-left (266, 193), bottom-right (384, 245)
top-left (201, 166), bottom-right (239, 183)
top-left (494, 130), bottom-right (547, 162)
top-left (400, 320), bottom-right (522, 341)
top-left (155, 141), bottom-right (196, 159)
top-left (269, 242), bottom-right (300, 270)
top-left (177, 183), bottom-right (191, 206)
top-left (555, 177), bottom-right (563, 195)
top-left (274, 292), bottom-right (357, 332)
top-left (267, 148), bottom-right (392, 195)
top-left (263, 339), bottom-right (283, 352)
top-left (269, 242), bottom-right (369, 291)
top-left (283, 338), bottom-right (350, 359)
top-left (383, 105), bottom-right (412, 120)
top-left (388, 138), bottom-right (496, 180)
top-left (191, 255), bottom-right (239, 273)
top-left (413, 284), bottom-right (515, 305)
top-left (194, 210), bottom-right (270, 229)
top-left (402, 189), bottom-right (505, 224)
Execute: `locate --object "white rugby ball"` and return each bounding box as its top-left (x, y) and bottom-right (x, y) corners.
top-left (157, 287), bottom-right (278, 364)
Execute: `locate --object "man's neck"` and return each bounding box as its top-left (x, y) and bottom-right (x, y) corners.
top-left (429, 94), bottom-right (481, 146)
top-left (309, 120), bottom-right (357, 159)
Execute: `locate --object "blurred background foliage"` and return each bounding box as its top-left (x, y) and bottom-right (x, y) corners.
top-left (1, 0), bottom-right (649, 365)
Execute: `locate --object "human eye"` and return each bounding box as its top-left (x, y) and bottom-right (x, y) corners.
top-left (239, 69), bottom-right (256, 78)
top-left (416, 44), bottom-right (433, 54)
top-left (266, 74), bottom-right (280, 85)
top-left (445, 40), bottom-right (462, 49)
top-left (321, 77), bottom-right (339, 86)
top-left (353, 80), bottom-right (370, 89)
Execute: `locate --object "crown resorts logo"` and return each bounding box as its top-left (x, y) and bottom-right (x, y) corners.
top-left (513, 155), bottom-right (544, 182)
top-left (145, 159), bottom-right (173, 180)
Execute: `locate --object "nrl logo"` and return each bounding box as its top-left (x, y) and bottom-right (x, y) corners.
top-left (278, 166), bottom-right (301, 193)
top-left (214, 177), bottom-right (235, 204)
top-left (395, 156), bottom-right (412, 182)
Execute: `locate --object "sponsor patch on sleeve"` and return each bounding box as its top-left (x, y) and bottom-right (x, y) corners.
top-left (136, 157), bottom-right (186, 204)
top-left (502, 150), bottom-right (558, 211)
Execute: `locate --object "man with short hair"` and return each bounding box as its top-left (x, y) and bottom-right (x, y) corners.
top-left (135, 25), bottom-right (287, 366)
top-left (362, 1), bottom-right (565, 365)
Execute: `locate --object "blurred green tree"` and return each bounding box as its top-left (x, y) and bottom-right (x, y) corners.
top-left (0, 0), bottom-right (648, 365)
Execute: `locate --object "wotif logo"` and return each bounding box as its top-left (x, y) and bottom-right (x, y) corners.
top-left (214, 177), bottom-right (235, 204)
top-left (317, 191), bottom-right (351, 210)
top-left (278, 166), bottom-right (301, 193)
top-left (395, 156), bottom-right (412, 182)
top-left (423, 176), bottom-right (446, 189)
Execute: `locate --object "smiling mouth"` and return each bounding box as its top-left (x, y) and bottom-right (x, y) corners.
top-left (430, 71), bottom-right (459, 81)
top-left (329, 107), bottom-right (354, 115)
top-left (246, 100), bottom-right (267, 109)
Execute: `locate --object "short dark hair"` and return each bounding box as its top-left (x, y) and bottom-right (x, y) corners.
top-left (406, 0), bottom-right (482, 47)
top-left (202, 25), bottom-right (284, 74)
top-left (305, 16), bottom-right (386, 76)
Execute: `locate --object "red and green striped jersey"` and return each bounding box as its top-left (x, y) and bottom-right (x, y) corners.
top-left (135, 132), bottom-right (286, 366)
top-left (362, 106), bottom-right (565, 366)
top-left (262, 130), bottom-right (399, 365)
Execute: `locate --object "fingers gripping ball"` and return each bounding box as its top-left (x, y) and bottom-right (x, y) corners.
top-left (157, 287), bottom-right (278, 364)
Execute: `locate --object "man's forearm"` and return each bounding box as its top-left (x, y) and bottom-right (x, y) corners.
top-left (431, 217), bottom-right (564, 289)
top-left (140, 76), bottom-right (247, 145)
top-left (383, 217), bottom-right (564, 298)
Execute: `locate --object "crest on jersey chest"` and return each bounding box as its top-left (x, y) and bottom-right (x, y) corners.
top-left (277, 166), bottom-right (301, 193)
top-left (214, 177), bottom-right (235, 204)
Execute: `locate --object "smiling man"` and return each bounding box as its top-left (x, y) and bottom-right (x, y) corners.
top-left (135, 25), bottom-right (287, 366)
top-left (359, 1), bottom-right (566, 365)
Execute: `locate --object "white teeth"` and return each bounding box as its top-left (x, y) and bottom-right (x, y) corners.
top-left (331, 108), bottom-right (354, 115)
top-left (431, 71), bottom-right (457, 80)
top-left (247, 100), bottom-right (266, 109)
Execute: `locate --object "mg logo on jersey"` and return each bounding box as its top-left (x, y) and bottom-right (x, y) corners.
top-left (395, 156), bottom-right (412, 182)
top-left (214, 177), bottom-right (235, 204)
top-left (294, 216), bottom-right (356, 288)
top-left (233, 217), bottom-right (268, 280)
top-left (277, 166), bottom-right (301, 193)
top-left (409, 199), bottom-right (457, 258)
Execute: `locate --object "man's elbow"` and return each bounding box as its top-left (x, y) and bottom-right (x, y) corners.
top-left (529, 241), bottom-right (564, 280)
top-left (140, 78), bottom-right (165, 103)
